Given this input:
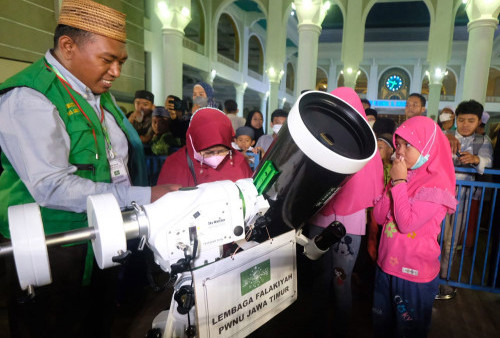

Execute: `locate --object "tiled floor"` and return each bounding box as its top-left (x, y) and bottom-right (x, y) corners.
top-left (1, 249), bottom-right (499, 338)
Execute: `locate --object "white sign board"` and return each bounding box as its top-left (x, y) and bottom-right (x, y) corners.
top-left (193, 230), bottom-right (297, 337)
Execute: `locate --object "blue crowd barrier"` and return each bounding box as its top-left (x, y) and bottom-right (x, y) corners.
top-left (145, 155), bottom-right (167, 185)
top-left (439, 167), bottom-right (500, 293)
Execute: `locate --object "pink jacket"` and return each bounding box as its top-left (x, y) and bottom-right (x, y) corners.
top-left (373, 182), bottom-right (447, 283)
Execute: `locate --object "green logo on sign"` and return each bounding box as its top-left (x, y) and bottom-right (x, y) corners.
top-left (240, 259), bottom-right (271, 296)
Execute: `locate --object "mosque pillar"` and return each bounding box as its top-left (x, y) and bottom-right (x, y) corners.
top-left (268, 80), bottom-right (281, 120)
top-left (456, 62), bottom-right (466, 104)
top-left (161, 29), bottom-right (185, 98)
top-left (462, 18), bottom-right (498, 103)
top-left (235, 83), bottom-right (247, 117)
top-left (327, 59), bottom-right (338, 92)
top-left (295, 0), bottom-right (330, 95)
top-left (427, 71), bottom-right (444, 119)
top-left (155, 0), bottom-right (191, 99)
top-left (425, 0), bottom-right (455, 120)
top-left (337, 0), bottom-right (368, 89)
top-left (296, 23), bottom-right (322, 94)
top-left (410, 59), bottom-right (423, 94)
top-left (367, 59), bottom-right (378, 101)
top-left (265, 0), bottom-right (287, 129)
top-left (258, 92), bottom-right (269, 133)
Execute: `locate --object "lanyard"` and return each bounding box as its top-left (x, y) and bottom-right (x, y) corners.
top-left (99, 106), bottom-right (115, 159)
top-left (44, 61), bottom-right (113, 160)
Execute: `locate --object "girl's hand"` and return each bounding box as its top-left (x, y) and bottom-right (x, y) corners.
top-left (390, 156), bottom-right (407, 181)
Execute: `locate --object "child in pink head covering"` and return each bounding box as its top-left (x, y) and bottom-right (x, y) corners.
top-left (372, 116), bottom-right (457, 337)
top-left (307, 87), bottom-right (385, 337)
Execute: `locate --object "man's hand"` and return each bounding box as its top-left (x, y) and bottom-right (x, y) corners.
top-left (151, 184), bottom-right (182, 202)
top-left (166, 100), bottom-right (177, 120)
top-left (446, 133), bottom-right (461, 154)
top-left (457, 151), bottom-right (479, 166)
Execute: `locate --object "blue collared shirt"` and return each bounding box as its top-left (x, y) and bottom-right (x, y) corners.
top-left (0, 50), bottom-right (150, 212)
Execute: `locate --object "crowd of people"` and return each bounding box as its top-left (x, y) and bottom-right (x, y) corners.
top-left (0, 1), bottom-right (500, 337)
top-left (123, 78), bottom-right (291, 177)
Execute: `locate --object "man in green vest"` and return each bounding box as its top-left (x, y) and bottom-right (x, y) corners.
top-left (0, 0), bottom-right (180, 336)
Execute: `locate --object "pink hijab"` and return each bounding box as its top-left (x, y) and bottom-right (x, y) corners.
top-left (320, 87), bottom-right (385, 216)
top-left (394, 116), bottom-right (457, 213)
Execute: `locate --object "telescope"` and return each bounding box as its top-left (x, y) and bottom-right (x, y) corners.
top-left (0, 90), bottom-right (377, 337)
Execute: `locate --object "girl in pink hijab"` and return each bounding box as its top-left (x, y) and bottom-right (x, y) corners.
top-left (372, 116), bottom-right (457, 337)
top-left (307, 87), bottom-right (385, 337)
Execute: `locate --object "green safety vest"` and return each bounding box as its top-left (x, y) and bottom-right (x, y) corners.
top-left (0, 57), bottom-right (148, 239)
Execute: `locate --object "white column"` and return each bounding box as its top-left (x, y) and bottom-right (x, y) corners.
top-left (295, 0), bottom-right (330, 96)
top-left (264, 0), bottom-right (287, 132)
top-left (339, 0), bottom-right (367, 89)
top-left (162, 29), bottom-right (184, 98)
top-left (367, 59), bottom-right (378, 101)
top-left (410, 59), bottom-right (423, 94)
top-left (456, 63), bottom-right (466, 105)
top-left (259, 92), bottom-right (268, 133)
top-left (427, 75), bottom-right (443, 119)
top-left (154, 0), bottom-right (191, 99)
top-left (296, 23), bottom-right (322, 95)
top-left (235, 84), bottom-right (246, 117)
top-left (425, 0), bottom-right (455, 120)
top-left (462, 19), bottom-right (498, 103)
top-left (268, 81), bottom-right (280, 124)
top-left (327, 59), bottom-right (338, 92)
top-left (241, 26), bottom-right (250, 74)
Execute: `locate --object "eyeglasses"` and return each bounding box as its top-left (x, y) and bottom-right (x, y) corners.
top-left (200, 148), bottom-right (229, 157)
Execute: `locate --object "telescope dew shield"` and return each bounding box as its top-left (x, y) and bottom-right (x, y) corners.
top-left (254, 91), bottom-right (376, 233)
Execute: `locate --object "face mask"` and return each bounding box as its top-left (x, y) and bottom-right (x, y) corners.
top-left (202, 154), bottom-right (227, 169)
top-left (193, 96), bottom-right (208, 107)
top-left (136, 110), bottom-right (144, 123)
top-left (368, 120), bottom-right (375, 128)
top-left (272, 124), bottom-right (283, 134)
top-left (410, 124), bottom-right (436, 170)
top-left (410, 154), bottom-right (429, 170)
top-left (191, 139), bottom-right (228, 170)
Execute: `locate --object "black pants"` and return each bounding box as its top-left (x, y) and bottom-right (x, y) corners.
top-left (4, 242), bottom-right (119, 338)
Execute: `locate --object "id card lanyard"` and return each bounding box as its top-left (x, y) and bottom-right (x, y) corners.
top-left (45, 60), bottom-right (131, 185)
top-left (44, 60), bottom-right (102, 160)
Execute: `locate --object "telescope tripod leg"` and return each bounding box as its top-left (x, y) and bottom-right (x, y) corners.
top-left (151, 273), bottom-right (197, 338)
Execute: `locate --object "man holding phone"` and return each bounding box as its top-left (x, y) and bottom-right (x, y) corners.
top-left (165, 94), bottom-right (189, 145)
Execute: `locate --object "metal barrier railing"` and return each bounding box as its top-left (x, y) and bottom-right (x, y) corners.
top-left (439, 167), bottom-right (500, 293)
top-left (145, 155), bottom-right (167, 186)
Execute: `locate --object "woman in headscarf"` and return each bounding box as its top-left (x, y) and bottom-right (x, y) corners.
top-left (372, 116), bottom-right (457, 337)
top-left (191, 81), bottom-right (216, 113)
top-left (244, 110), bottom-right (265, 143)
top-left (307, 87), bottom-right (385, 337)
top-left (157, 107), bottom-right (252, 186)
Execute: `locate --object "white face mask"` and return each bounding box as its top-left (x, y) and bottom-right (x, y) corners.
top-left (136, 110), bottom-right (144, 123)
top-left (272, 124), bottom-right (283, 135)
top-left (368, 120), bottom-right (375, 128)
top-left (193, 96), bottom-right (208, 107)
